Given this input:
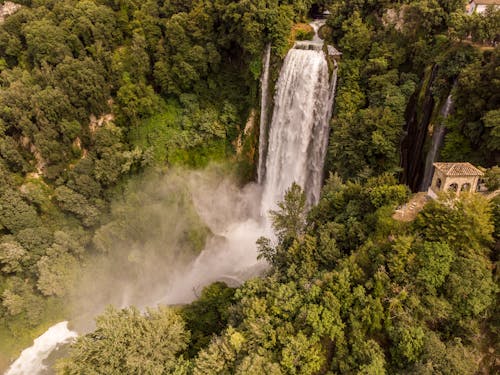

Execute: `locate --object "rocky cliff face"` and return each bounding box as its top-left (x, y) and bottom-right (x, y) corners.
top-left (400, 65), bottom-right (457, 192)
top-left (400, 65), bottom-right (438, 191)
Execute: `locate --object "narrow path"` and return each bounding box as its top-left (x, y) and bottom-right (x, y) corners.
top-left (392, 192), bottom-right (429, 222)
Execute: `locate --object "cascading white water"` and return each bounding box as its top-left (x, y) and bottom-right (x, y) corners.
top-left (260, 47), bottom-right (334, 213)
top-left (162, 43), bottom-right (336, 305)
top-left (420, 92), bottom-right (454, 191)
top-left (309, 59), bottom-right (338, 204)
top-left (258, 44), bottom-right (271, 184)
top-left (5, 322), bottom-right (77, 375)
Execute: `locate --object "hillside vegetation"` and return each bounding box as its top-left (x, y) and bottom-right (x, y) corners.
top-left (0, 0), bottom-right (498, 373)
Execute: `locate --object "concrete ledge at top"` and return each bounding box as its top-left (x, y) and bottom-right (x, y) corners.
top-left (294, 41), bottom-right (342, 57)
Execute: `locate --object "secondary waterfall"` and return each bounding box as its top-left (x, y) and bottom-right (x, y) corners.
top-left (260, 46), bottom-right (336, 213)
top-left (258, 44), bottom-right (271, 184)
top-left (420, 92), bottom-right (453, 191)
top-left (7, 25), bottom-right (338, 375)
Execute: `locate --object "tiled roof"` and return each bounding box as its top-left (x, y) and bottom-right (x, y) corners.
top-left (433, 162), bottom-right (484, 176)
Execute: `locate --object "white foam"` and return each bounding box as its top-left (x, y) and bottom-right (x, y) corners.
top-left (5, 321), bottom-right (77, 375)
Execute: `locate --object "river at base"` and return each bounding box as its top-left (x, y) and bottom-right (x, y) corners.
top-left (5, 322), bottom-right (77, 375)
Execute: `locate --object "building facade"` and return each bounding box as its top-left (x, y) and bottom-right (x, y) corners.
top-left (428, 162), bottom-right (484, 199)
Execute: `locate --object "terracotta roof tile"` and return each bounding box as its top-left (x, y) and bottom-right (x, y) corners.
top-left (433, 162), bottom-right (484, 176)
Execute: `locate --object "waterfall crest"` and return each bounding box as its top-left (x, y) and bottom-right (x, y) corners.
top-left (261, 47), bottom-right (334, 213)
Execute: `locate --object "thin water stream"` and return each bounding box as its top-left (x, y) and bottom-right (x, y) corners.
top-left (420, 92), bottom-right (454, 191)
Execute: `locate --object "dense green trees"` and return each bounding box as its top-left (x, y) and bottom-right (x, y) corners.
top-left (441, 48), bottom-right (500, 165)
top-left (59, 306), bottom-right (190, 374)
top-left (0, 0), bottom-right (497, 372)
top-left (325, 0), bottom-right (499, 181)
top-left (59, 176), bottom-right (497, 373)
top-left (0, 0), bottom-right (299, 359)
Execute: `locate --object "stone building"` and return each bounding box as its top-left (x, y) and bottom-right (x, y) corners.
top-left (428, 162), bottom-right (484, 199)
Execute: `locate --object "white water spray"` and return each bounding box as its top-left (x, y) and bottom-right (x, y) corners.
top-left (5, 322), bottom-right (77, 375)
top-left (161, 27), bottom-right (337, 303)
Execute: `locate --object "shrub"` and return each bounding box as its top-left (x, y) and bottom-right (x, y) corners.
top-left (292, 23), bottom-right (314, 41)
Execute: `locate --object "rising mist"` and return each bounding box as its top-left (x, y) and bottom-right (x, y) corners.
top-left (67, 165), bottom-right (267, 333)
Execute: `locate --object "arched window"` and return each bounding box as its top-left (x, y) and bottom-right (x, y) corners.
top-left (436, 178), bottom-right (442, 190)
top-left (461, 183), bottom-right (471, 192)
top-left (477, 178), bottom-right (485, 191)
top-left (448, 183), bottom-right (458, 192)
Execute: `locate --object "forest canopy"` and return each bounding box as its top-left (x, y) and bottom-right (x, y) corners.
top-left (0, 0), bottom-right (498, 373)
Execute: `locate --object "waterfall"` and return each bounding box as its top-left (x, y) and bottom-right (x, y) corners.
top-left (420, 92), bottom-right (454, 191)
top-left (257, 44), bottom-right (271, 184)
top-left (5, 322), bottom-right (77, 375)
top-left (158, 42), bottom-right (336, 303)
top-left (164, 40), bottom-right (337, 304)
top-left (260, 46), bottom-right (334, 213)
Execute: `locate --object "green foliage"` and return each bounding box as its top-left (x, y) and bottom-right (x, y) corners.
top-left (415, 241), bottom-right (454, 293)
top-left (415, 193), bottom-right (497, 329)
top-left (55, 177), bottom-right (497, 373)
top-left (269, 183), bottom-right (307, 243)
top-left (0, 0), bottom-right (498, 373)
top-left (326, 0), bottom-right (498, 180)
top-left (484, 165), bottom-right (500, 190)
top-left (0, 189), bottom-right (40, 233)
top-left (441, 49), bottom-right (499, 165)
top-left (0, 240), bottom-right (29, 273)
top-left (58, 306), bottom-right (190, 374)
top-left (36, 238), bottom-right (80, 297)
top-left (54, 186), bottom-right (100, 228)
top-left (0, 297), bottom-right (66, 369)
top-left (338, 11), bottom-right (373, 59)
top-left (483, 109), bottom-right (500, 152)
top-left (412, 333), bottom-right (479, 374)
top-left (130, 97), bottom-right (237, 168)
top-left (0, 0), bottom-right (278, 354)
top-left (310, 173), bottom-right (409, 255)
top-left (182, 282), bottom-right (235, 357)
